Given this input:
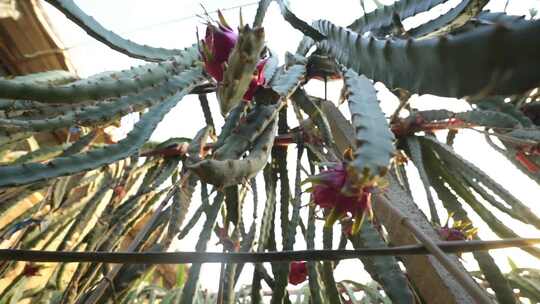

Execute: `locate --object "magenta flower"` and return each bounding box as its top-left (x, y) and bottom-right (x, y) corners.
top-left (306, 163), bottom-right (373, 234)
top-left (201, 13), bottom-right (238, 82)
top-left (200, 13), bottom-right (267, 102)
top-left (289, 261), bottom-right (308, 285)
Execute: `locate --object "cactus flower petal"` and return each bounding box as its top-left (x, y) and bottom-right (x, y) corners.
top-left (201, 23), bottom-right (238, 81)
top-left (307, 163), bottom-right (374, 234)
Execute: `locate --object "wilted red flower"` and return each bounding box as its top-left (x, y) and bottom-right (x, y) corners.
top-left (201, 12), bottom-right (238, 82)
top-left (22, 263), bottom-right (42, 277)
top-left (289, 261), bottom-right (308, 285)
top-left (113, 185), bottom-right (126, 200)
top-left (306, 163), bottom-right (374, 234)
top-left (242, 59), bottom-right (267, 101)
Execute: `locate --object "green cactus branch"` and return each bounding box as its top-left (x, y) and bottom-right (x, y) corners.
top-left (425, 145), bottom-right (540, 259)
top-left (2, 70), bottom-right (77, 85)
top-left (0, 1), bottom-right (538, 302)
top-left (423, 136), bottom-right (540, 229)
top-left (349, 221), bottom-right (416, 304)
top-left (270, 62), bottom-right (306, 97)
top-left (0, 68), bottom-right (204, 132)
top-left (44, 0), bottom-right (183, 61)
top-left (406, 136), bottom-right (440, 225)
top-left (0, 68), bottom-right (204, 188)
top-left (180, 192), bottom-right (224, 304)
top-left (253, 0), bottom-right (272, 28)
top-left (344, 69), bottom-right (395, 185)
top-left (214, 103), bottom-right (281, 160)
top-left (458, 11), bottom-right (533, 33)
top-left (275, 0), bottom-right (325, 41)
top-left (0, 45), bottom-right (200, 103)
top-left (313, 18), bottom-right (540, 97)
top-left (423, 152), bottom-right (517, 304)
top-left (290, 89), bottom-right (334, 148)
top-left (348, 0), bottom-right (447, 34)
top-left (188, 119), bottom-right (278, 187)
top-left (408, 0), bottom-right (489, 37)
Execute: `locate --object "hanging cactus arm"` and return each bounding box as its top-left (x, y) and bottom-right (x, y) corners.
top-left (313, 19), bottom-right (540, 97)
top-left (214, 60), bottom-right (304, 160)
top-left (345, 70), bottom-right (395, 186)
top-left (348, 0), bottom-right (447, 34)
top-left (0, 68), bottom-right (204, 132)
top-left (0, 45), bottom-right (200, 103)
top-left (45, 0), bottom-right (182, 61)
top-left (270, 62), bottom-right (306, 97)
top-left (408, 0), bottom-right (489, 37)
top-left (217, 26), bottom-right (265, 115)
top-left (0, 68), bottom-right (204, 188)
top-left (422, 136), bottom-right (540, 229)
top-left (349, 221), bottom-right (416, 304)
top-left (296, 36), bottom-right (316, 56)
top-left (253, 0), bottom-right (273, 27)
top-left (263, 50), bottom-right (280, 84)
top-left (290, 89), bottom-right (334, 147)
top-left (4, 70), bottom-right (77, 85)
top-left (275, 0), bottom-right (325, 41)
top-left (214, 104), bottom-right (281, 160)
top-left (188, 119), bottom-right (277, 187)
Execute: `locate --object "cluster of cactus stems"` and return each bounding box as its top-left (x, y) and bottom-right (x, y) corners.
top-left (0, 0), bottom-right (540, 303)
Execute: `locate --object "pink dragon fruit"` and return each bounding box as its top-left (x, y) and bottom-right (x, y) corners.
top-left (306, 163), bottom-right (374, 234)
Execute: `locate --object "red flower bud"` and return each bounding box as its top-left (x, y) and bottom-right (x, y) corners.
top-left (288, 261), bottom-right (308, 285)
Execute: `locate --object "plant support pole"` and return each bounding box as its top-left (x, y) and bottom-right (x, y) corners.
top-left (0, 239), bottom-right (537, 264)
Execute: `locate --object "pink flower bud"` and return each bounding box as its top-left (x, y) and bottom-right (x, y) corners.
top-left (201, 22), bottom-right (238, 81)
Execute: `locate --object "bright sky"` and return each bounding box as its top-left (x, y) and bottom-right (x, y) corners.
top-left (41, 0), bottom-right (540, 297)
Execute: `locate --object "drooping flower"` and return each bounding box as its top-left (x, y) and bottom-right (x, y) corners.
top-left (288, 261), bottom-right (308, 285)
top-left (306, 163), bottom-right (374, 234)
top-left (201, 12), bottom-right (238, 82)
